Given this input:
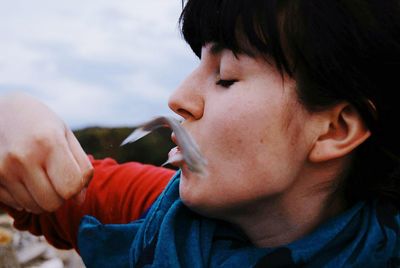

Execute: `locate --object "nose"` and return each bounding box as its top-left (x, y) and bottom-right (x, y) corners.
top-left (168, 68), bottom-right (205, 121)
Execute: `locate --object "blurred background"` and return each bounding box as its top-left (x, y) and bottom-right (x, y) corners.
top-left (0, 0), bottom-right (199, 164)
top-left (0, 1), bottom-right (196, 266)
top-left (0, 0), bottom-right (197, 129)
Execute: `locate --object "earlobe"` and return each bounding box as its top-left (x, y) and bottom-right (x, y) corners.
top-left (309, 103), bottom-right (371, 163)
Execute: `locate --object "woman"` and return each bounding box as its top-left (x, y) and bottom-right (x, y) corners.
top-left (0, 0), bottom-right (399, 267)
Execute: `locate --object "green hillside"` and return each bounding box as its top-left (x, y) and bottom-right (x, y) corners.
top-left (73, 127), bottom-right (177, 169)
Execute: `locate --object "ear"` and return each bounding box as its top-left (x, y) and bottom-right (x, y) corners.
top-left (309, 103), bottom-right (371, 163)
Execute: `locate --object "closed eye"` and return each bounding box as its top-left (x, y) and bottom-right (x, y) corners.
top-left (216, 79), bottom-right (238, 88)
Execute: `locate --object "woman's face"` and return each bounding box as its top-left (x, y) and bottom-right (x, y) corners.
top-left (168, 43), bottom-right (315, 219)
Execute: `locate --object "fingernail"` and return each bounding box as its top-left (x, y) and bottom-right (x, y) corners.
top-left (83, 167), bottom-right (94, 185)
top-left (73, 187), bottom-right (87, 205)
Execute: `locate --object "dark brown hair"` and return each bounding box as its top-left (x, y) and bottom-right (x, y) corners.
top-left (180, 0), bottom-right (400, 206)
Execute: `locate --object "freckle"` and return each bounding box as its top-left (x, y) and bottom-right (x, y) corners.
top-left (260, 138), bottom-right (264, 144)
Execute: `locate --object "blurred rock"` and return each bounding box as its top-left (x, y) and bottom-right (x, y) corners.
top-left (0, 226), bottom-right (20, 268)
top-left (0, 214), bottom-right (85, 268)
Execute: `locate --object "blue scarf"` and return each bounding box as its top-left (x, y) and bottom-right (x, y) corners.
top-left (78, 171), bottom-right (400, 267)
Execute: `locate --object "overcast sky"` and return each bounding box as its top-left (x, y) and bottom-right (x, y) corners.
top-left (0, 0), bottom-right (198, 129)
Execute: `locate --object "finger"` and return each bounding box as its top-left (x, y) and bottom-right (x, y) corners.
top-left (2, 177), bottom-right (44, 214)
top-left (0, 184), bottom-right (23, 211)
top-left (0, 157), bottom-right (42, 213)
top-left (72, 186), bottom-right (87, 205)
top-left (65, 129), bottom-right (93, 205)
top-left (21, 166), bottom-right (64, 212)
top-left (45, 137), bottom-right (84, 200)
top-left (65, 129), bottom-right (93, 186)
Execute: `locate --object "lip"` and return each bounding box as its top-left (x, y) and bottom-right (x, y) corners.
top-left (167, 146), bottom-right (185, 168)
top-left (171, 132), bottom-right (178, 146)
top-left (169, 127), bottom-right (207, 175)
top-left (166, 132), bottom-right (185, 168)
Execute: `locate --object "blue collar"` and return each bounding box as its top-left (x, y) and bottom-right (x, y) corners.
top-left (78, 171), bottom-right (400, 267)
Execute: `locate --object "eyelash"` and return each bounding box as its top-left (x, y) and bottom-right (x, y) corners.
top-left (216, 79), bottom-right (238, 88)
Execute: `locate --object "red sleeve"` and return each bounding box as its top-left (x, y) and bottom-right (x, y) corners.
top-left (1, 157), bottom-right (175, 250)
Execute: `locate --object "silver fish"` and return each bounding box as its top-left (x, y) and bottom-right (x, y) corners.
top-left (121, 116), bottom-right (207, 175)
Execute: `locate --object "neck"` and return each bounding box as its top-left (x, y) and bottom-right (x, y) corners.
top-left (240, 190), bottom-right (345, 247)
top-left (230, 162), bottom-right (348, 248)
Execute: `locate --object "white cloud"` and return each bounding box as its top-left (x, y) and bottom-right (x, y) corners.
top-left (0, 0), bottom-right (197, 129)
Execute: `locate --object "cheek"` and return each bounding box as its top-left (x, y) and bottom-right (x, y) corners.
top-left (203, 98), bottom-right (281, 166)
top-left (199, 103), bottom-right (295, 192)
top-left (180, 90), bottom-right (309, 216)
top-left (204, 111), bottom-right (260, 165)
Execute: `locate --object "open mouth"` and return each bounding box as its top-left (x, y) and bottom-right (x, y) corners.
top-left (165, 146), bottom-right (185, 167)
top-left (164, 132), bottom-right (185, 167)
top-left (121, 116), bottom-right (207, 175)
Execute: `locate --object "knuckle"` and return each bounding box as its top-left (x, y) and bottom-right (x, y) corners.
top-left (57, 183), bottom-right (80, 200)
top-left (3, 147), bottom-right (38, 168)
top-left (2, 150), bottom-right (26, 171)
top-left (4, 150), bottom-right (22, 163)
top-left (59, 171), bottom-right (88, 200)
top-left (32, 133), bottom-right (54, 149)
top-left (31, 127), bottom-right (63, 149)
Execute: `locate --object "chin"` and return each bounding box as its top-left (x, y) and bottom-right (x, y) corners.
top-left (178, 173), bottom-right (198, 207)
top-left (179, 177), bottom-right (208, 215)
top-left (179, 178), bottom-right (225, 220)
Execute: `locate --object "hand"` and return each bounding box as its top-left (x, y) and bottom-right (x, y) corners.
top-left (0, 93), bottom-right (93, 213)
